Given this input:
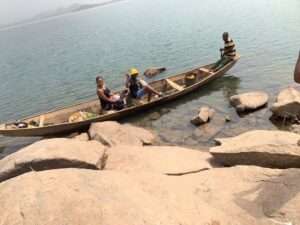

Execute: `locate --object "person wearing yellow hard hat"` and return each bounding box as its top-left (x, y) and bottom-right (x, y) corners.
top-left (125, 68), bottom-right (162, 102)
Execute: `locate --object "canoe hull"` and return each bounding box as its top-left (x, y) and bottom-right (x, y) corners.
top-left (0, 56), bottom-right (239, 137)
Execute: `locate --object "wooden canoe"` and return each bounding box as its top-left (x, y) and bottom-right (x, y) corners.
top-left (0, 54), bottom-right (240, 137)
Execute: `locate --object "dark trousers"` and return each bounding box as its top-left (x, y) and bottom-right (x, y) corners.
top-left (212, 56), bottom-right (232, 71)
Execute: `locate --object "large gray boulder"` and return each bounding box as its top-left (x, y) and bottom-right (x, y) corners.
top-left (230, 91), bottom-right (269, 113)
top-left (1, 166), bottom-right (300, 225)
top-left (271, 87), bottom-right (300, 119)
top-left (0, 138), bottom-right (106, 183)
top-left (144, 67), bottom-right (166, 78)
top-left (210, 130), bottom-right (300, 168)
top-left (191, 106), bottom-right (215, 126)
top-left (88, 121), bottom-right (155, 146)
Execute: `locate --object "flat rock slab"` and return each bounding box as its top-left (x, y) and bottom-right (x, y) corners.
top-left (1, 167), bottom-right (300, 225)
top-left (271, 87), bottom-right (300, 119)
top-left (0, 138), bottom-right (106, 183)
top-left (230, 91), bottom-right (269, 112)
top-left (210, 130), bottom-right (300, 168)
top-left (89, 121), bottom-right (155, 146)
top-left (106, 146), bottom-right (213, 175)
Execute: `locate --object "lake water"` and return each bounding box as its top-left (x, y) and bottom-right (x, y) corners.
top-left (0, 0), bottom-right (300, 157)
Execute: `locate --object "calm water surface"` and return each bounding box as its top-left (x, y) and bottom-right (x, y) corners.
top-left (0, 0), bottom-right (300, 157)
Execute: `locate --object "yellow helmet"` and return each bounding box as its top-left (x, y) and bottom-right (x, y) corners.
top-left (129, 68), bottom-right (139, 76)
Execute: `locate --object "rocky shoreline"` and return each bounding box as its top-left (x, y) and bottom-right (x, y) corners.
top-left (0, 118), bottom-right (299, 225)
top-left (2, 88), bottom-right (300, 224)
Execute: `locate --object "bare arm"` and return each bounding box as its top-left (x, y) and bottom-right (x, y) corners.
top-left (125, 74), bottom-right (130, 89)
top-left (97, 89), bottom-right (115, 103)
top-left (294, 51), bottom-right (300, 83)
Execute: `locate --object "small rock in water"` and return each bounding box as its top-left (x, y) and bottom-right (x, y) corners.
top-left (230, 91), bottom-right (269, 113)
top-left (149, 112), bottom-right (161, 120)
top-left (225, 115), bottom-right (231, 122)
top-left (144, 67), bottom-right (166, 78)
top-left (160, 108), bottom-right (171, 114)
top-left (191, 106), bottom-right (215, 126)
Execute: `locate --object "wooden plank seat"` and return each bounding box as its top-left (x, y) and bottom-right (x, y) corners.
top-left (198, 68), bottom-right (213, 74)
top-left (39, 115), bottom-right (45, 127)
top-left (165, 79), bottom-right (184, 91)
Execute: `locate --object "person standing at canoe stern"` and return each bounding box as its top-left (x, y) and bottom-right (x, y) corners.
top-left (125, 68), bottom-right (162, 102)
top-left (294, 51), bottom-right (300, 83)
top-left (211, 32), bottom-right (236, 71)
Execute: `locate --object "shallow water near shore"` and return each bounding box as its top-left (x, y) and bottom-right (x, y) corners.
top-left (0, 0), bottom-right (300, 158)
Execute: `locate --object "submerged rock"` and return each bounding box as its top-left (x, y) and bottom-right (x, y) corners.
top-left (191, 106), bottom-right (215, 126)
top-left (230, 91), bottom-right (269, 113)
top-left (149, 111), bottom-right (161, 120)
top-left (144, 67), bottom-right (166, 78)
top-left (89, 121), bottom-right (155, 146)
top-left (225, 115), bottom-right (231, 122)
top-left (210, 130), bottom-right (300, 168)
top-left (271, 87), bottom-right (300, 119)
top-left (0, 138), bottom-right (106, 183)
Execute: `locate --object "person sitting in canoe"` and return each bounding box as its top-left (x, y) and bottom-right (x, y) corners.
top-left (96, 76), bottom-right (125, 110)
top-left (125, 68), bottom-right (162, 102)
top-left (212, 32), bottom-right (236, 71)
top-left (294, 50), bottom-right (300, 83)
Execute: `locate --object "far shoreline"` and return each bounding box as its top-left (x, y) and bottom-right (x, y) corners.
top-left (0, 0), bottom-right (127, 32)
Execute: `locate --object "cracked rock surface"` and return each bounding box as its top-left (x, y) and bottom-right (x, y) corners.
top-left (0, 167), bottom-right (299, 225)
top-left (105, 145), bottom-right (213, 175)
